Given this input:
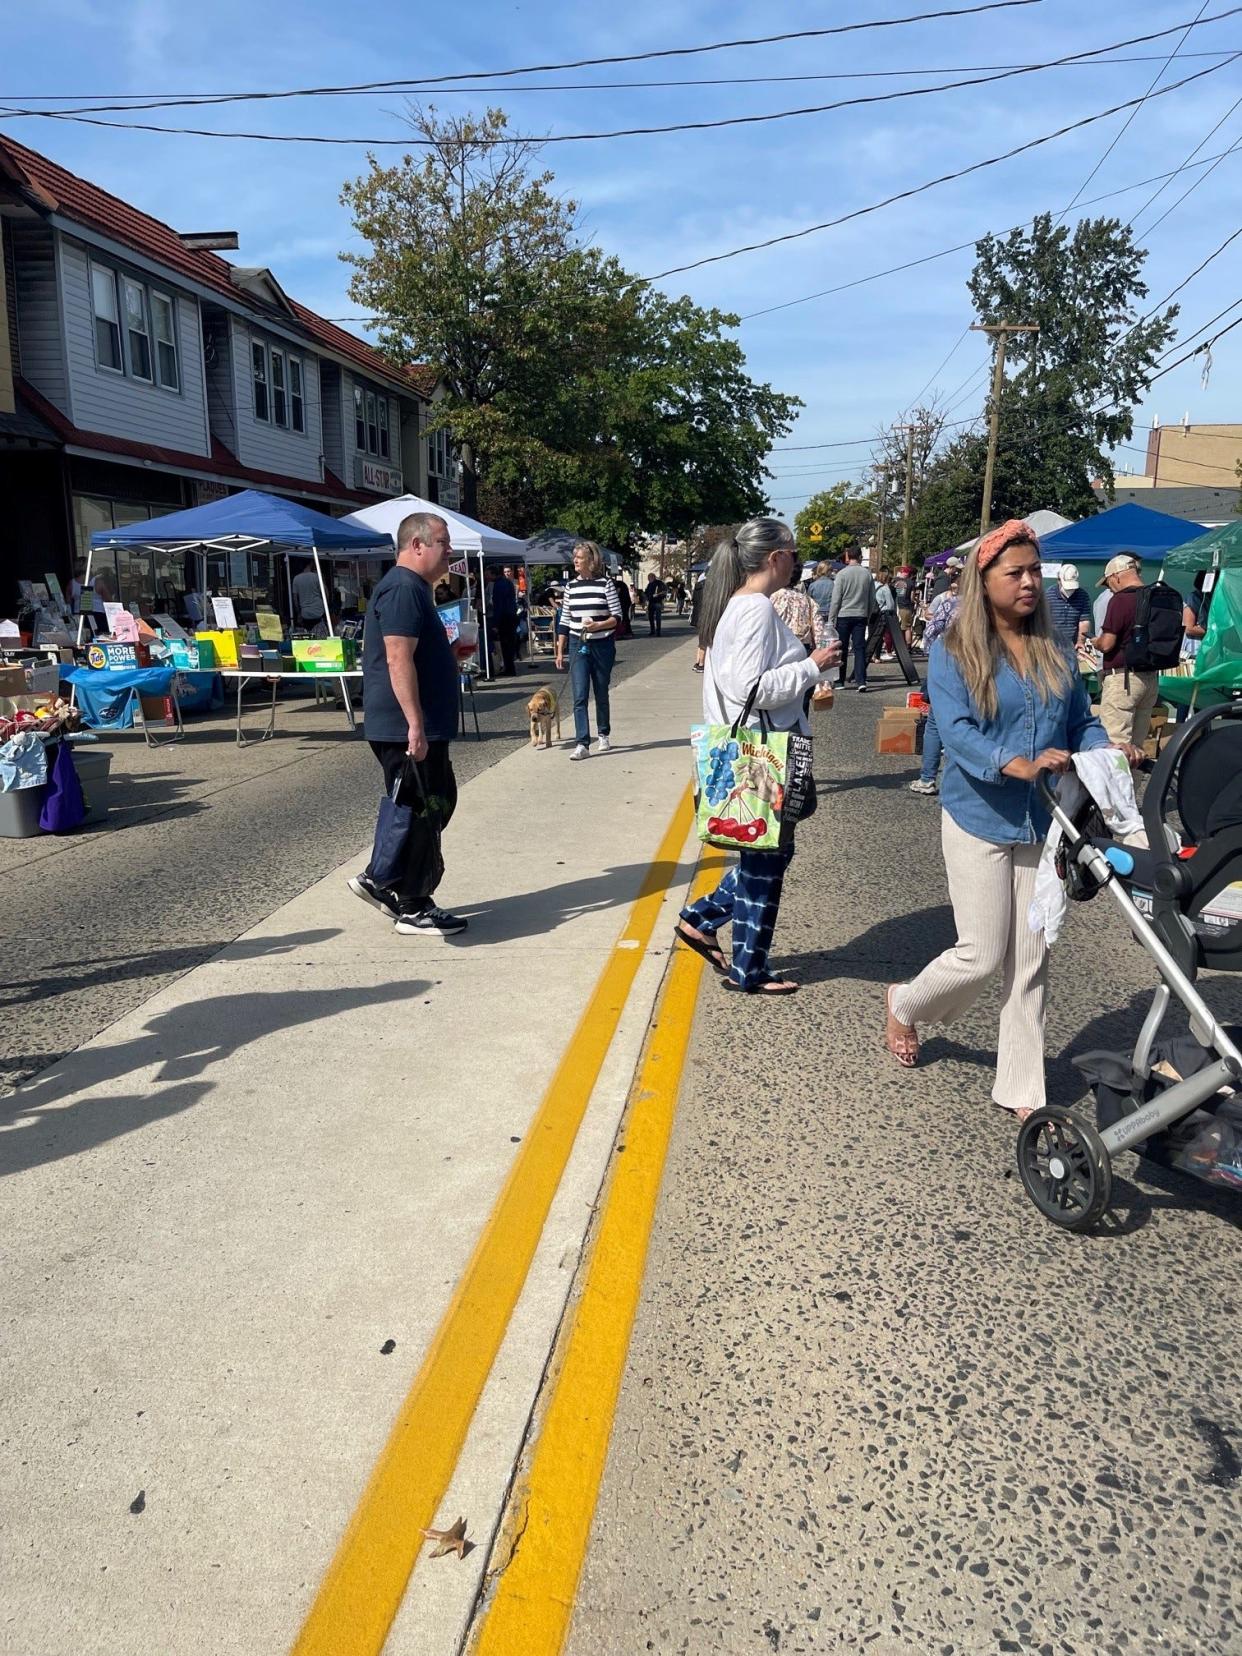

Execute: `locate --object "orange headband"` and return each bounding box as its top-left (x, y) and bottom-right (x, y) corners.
top-left (977, 519), bottom-right (1036, 571)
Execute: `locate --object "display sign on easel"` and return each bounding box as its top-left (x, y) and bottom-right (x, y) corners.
top-left (211, 596), bottom-right (239, 629)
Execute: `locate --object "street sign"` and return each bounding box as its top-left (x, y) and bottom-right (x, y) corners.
top-left (809, 522), bottom-right (823, 535)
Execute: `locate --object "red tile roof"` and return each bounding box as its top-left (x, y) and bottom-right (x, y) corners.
top-left (0, 134), bottom-right (429, 399)
top-left (18, 379), bottom-right (368, 506)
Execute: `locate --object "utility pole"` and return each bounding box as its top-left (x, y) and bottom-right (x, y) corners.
top-left (874, 468), bottom-right (889, 565)
top-left (896, 425), bottom-right (931, 563)
top-left (971, 320), bottom-right (1039, 535)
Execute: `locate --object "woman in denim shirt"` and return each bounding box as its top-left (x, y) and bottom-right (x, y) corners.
top-left (884, 520), bottom-right (1141, 1118)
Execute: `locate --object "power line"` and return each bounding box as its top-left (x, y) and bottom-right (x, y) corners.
top-left (1145, 121), bottom-right (1242, 235)
top-left (1054, 1), bottom-right (1214, 225)
top-left (316, 139), bottom-right (1242, 327)
top-left (738, 139), bottom-right (1242, 323)
top-left (3, 24), bottom-right (1210, 149)
top-left (644, 55), bottom-right (1240, 280)
top-left (6, 50), bottom-right (1242, 103)
top-left (1130, 91), bottom-right (1242, 229)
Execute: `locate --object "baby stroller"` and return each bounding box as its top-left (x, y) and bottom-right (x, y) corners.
top-left (1017, 703), bottom-right (1242, 1231)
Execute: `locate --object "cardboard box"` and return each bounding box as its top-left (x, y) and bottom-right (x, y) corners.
top-left (86, 640), bottom-right (150, 670)
top-left (875, 714), bottom-right (924, 756)
top-left (0, 661), bottom-right (60, 695)
top-left (882, 705), bottom-right (923, 721)
top-left (0, 665), bottom-right (29, 697)
top-left (292, 637), bottom-right (356, 673)
top-left (195, 628), bottom-right (244, 669)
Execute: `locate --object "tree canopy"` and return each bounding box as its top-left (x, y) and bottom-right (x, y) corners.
top-left (793, 483), bottom-right (877, 559)
top-left (342, 107), bottom-right (799, 539)
top-left (892, 212), bottom-right (1178, 553)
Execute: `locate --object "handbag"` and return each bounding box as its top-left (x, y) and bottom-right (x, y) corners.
top-left (692, 679), bottom-right (816, 852)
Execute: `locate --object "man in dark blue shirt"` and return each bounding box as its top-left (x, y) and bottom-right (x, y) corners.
top-left (491, 564), bottom-right (520, 676)
top-left (352, 511), bottom-right (468, 936)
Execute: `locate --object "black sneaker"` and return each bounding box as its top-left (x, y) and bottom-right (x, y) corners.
top-left (394, 904), bottom-right (469, 937)
top-left (348, 873), bottom-right (399, 918)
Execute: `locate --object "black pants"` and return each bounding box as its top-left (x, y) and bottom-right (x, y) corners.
top-left (497, 614), bottom-right (518, 675)
top-left (367, 740), bottom-right (457, 910)
top-left (648, 601), bottom-right (663, 637)
top-left (836, 616), bottom-right (869, 687)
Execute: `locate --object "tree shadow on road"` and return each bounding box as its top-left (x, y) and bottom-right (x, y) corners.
top-left (0, 972), bottom-right (428, 1178)
top-left (0, 929), bottom-right (343, 1015)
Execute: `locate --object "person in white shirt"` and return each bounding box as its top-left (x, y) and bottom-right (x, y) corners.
top-left (675, 518), bottom-right (838, 994)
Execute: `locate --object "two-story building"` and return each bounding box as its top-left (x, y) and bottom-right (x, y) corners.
top-left (0, 134), bottom-right (447, 615)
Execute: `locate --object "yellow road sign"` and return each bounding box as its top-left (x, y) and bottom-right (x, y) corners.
top-left (809, 522), bottom-right (823, 535)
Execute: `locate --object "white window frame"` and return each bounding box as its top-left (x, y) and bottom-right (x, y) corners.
top-left (377, 396), bottom-right (389, 459)
top-left (365, 390), bottom-right (378, 455)
top-left (426, 424), bottom-right (451, 477)
top-left (252, 340), bottom-right (270, 422)
top-left (271, 348), bottom-right (288, 428)
top-left (149, 290), bottom-right (180, 391)
top-left (90, 262), bottom-right (124, 375)
top-left (354, 384), bottom-right (366, 451)
top-left (122, 277), bottom-right (153, 383)
top-left (289, 356), bottom-right (305, 434)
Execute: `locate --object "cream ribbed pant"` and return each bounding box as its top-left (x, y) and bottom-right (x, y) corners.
top-left (891, 811), bottom-right (1048, 1114)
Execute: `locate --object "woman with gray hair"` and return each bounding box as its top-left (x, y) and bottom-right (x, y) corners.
top-left (675, 518), bottom-right (839, 993)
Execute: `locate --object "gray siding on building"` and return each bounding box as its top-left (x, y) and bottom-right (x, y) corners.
top-left (230, 319), bottom-right (323, 482)
top-left (342, 368), bottom-right (413, 492)
top-left (319, 360), bottom-right (343, 479)
top-left (11, 221), bottom-right (68, 411)
top-left (202, 312), bottom-right (239, 455)
top-left (59, 235), bottom-right (209, 453)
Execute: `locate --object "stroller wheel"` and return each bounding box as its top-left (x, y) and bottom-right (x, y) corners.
top-left (1016, 1109), bottom-right (1113, 1232)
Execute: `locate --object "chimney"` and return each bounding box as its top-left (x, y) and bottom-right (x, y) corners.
top-left (177, 231), bottom-right (239, 251)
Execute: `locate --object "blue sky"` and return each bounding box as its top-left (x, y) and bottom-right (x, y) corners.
top-left (4, 0), bottom-right (1241, 520)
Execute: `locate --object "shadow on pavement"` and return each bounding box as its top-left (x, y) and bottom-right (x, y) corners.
top-left (0, 929), bottom-right (342, 1013)
top-left (0, 974), bottom-right (425, 1177)
top-left (457, 860), bottom-right (692, 945)
top-left (794, 904), bottom-right (956, 987)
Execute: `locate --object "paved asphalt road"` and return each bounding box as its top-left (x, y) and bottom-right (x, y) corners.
top-left (0, 618), bottom-right (691, 1094)
top-left (567, 665), bottom-right (1242, 1656)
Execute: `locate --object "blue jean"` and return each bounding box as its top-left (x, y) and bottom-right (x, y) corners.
top-left (920, 703), bottom-right (943, 783)
top-left (836, 616), bottom-right (869, 687)
top-left (569, 636), bottom-right (615, 742)
top-left (680, 844), bottom-right (795, 989)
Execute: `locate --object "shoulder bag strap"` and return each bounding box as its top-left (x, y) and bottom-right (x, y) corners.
top-left (730, 677), bottom-right (763, 738)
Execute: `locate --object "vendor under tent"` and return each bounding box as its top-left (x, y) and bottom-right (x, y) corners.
top-left (1159, 521), bottom-right (1242, 713)
top-left (342, 494), bottom-right (527, 677)
top-left (524, 527), bottom-right (624, 573)
top-left (86, 489), bottom-right (392, 640)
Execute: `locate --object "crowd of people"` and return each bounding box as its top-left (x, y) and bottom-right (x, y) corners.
top-left (347, 507), bottom-right (1169, 1128)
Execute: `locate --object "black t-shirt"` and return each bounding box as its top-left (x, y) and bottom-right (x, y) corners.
top-left (362, 565), bottom-right (459, 743)
top-left (891, 574), bottom-right (915, 610)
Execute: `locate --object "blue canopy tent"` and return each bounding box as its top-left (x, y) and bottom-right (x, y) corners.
top-left (86, 488), bottom-right (391, 638)
top-left (1037, 502), bottom-right (1205, 565)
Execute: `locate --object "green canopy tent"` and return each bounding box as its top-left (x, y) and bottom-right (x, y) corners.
top-left (1160, 522), bottom-right (1242, 711)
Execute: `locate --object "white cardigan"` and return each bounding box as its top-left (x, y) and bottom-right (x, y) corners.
top-left (703, 592), bottom-right (823, 735)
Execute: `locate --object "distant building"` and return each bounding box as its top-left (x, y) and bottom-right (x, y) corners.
top-left (1139, 420), bottom-right (1242, 487)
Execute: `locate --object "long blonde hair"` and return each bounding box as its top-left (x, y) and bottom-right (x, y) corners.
top-left (945, 538), bottom-right (1071, 720)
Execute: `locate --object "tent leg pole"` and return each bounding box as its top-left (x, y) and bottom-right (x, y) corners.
top-left (315, 552), bottom-right (334, 638)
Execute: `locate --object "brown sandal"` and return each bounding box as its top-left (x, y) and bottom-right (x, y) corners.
top-left (885, 985), bottom-right (919, 1068)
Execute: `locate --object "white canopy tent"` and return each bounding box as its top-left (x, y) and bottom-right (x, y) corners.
top-left (953, 509), bottom-right (1073, 554)
top-left (342, 494), bottom-right (527, 676)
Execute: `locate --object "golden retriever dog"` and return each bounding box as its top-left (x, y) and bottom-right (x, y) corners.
top-left (527, 685), bottom-right (562, 749)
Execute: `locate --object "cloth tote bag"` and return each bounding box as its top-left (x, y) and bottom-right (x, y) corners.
top-left (692, 679), bottom-right (815, 852)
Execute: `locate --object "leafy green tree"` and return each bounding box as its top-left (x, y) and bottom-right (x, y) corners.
top-left (793, 482), bottom-right (877, 559)
top-left (343, 107), bottom-right (799, 536)
top-left (966, 213), bottom-right (1176, 517)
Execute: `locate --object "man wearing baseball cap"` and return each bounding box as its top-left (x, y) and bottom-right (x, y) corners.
top-left (1089, 553), bottom-right (1158, 747)
top-left (1047, 562), bottom-right (1092, 652)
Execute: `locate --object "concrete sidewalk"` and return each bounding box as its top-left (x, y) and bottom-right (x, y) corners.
top-left (0, 643), bottom-right (702, 1656)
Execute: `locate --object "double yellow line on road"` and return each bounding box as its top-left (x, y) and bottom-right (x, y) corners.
top-left (292, 787), bottom-right (701, 1656)
top-left (470, 848), bottom-right (723, 1654)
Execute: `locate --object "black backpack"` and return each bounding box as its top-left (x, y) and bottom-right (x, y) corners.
top-left (1125, 581), bottom-right (1184, 672)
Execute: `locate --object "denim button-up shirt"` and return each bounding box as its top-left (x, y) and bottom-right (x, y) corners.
top-left (929, 639), bottom-right (1110, 844)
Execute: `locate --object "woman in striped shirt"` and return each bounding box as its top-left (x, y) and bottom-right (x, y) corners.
top-left (555, 541), bottom-right (623, 759)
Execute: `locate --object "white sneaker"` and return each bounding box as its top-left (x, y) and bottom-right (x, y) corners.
top-left (595, 735), bottom-right (611, 754)
top-left (569, 742), bottom-right (589, 760)
top-left (909, 778), bottom-right (938, 796)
